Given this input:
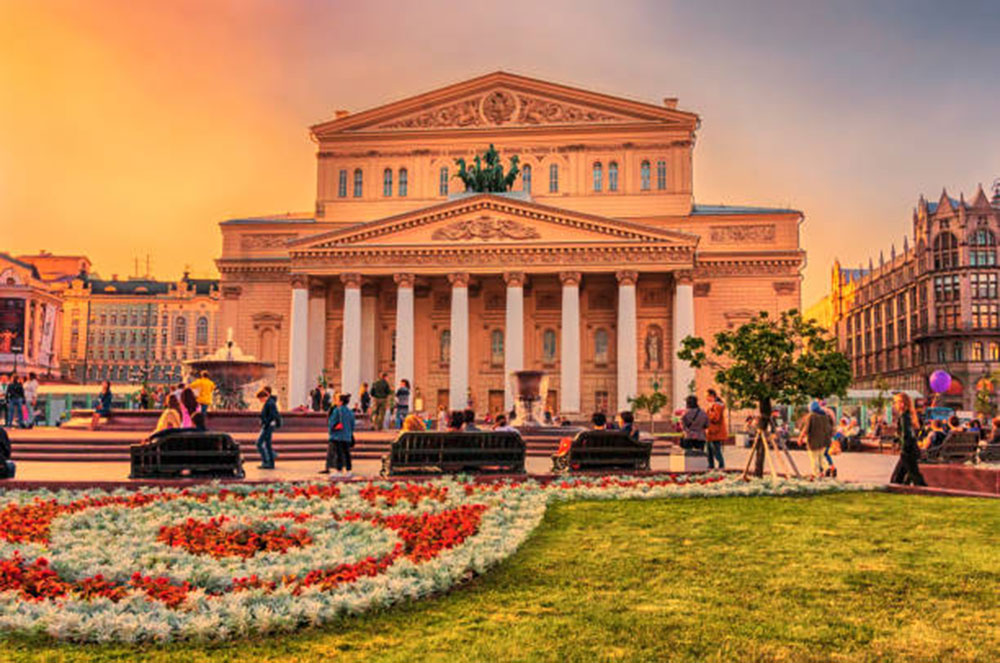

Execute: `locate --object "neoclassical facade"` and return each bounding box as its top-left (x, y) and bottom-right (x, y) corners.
top-left (217, 72), bottom-right (804, 415)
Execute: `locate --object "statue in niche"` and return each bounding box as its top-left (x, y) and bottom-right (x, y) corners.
top-left (645, 326), bottom-right (663, 370)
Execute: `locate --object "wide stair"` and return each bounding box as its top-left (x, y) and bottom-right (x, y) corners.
top-left (6, 430), bottom-right (676, 463)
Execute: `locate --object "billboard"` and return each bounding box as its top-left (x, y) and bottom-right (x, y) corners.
top-left (0, 298), bottom-right (25, 354)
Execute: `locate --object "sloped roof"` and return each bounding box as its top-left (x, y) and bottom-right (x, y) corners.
top-left (691, 203), bottom-right (802, 216)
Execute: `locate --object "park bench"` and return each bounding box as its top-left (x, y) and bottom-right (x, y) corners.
top-left (922, 431), bottom-right (980, 464)
top-left (551, 430), bottom-right (653, 474)
top-left (979, 442), bottom-right (1000, 463)
top-left (130, 429), bottom-right (245, 479)
top-left (380, 431), bottom-right (525, 476)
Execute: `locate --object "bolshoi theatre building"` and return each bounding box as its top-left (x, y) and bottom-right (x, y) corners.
top-left (217, 72), bottom-right (804, 417)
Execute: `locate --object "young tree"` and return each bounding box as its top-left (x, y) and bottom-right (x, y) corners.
top-left (677, 310), bottom-right (851, 477)
top-left (628, 376), bottom-right (669, 435)
top-left (866, 377), bottom-right (891, 427)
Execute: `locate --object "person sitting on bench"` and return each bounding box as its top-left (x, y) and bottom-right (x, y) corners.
top-left (153, 395), bottom-right (183, 435)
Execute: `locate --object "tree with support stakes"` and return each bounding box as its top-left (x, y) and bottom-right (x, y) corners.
top-left (676, 310), bottom-right (851, 478)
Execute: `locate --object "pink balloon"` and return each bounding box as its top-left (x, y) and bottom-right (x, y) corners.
top-left (929, 370), bottom-right (952, 394)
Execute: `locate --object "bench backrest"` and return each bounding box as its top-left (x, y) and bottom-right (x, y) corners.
top-left (568, 430), bottom-right (649, 457)
top-left (932, 431), bottom-right (980, 462)
top-left (144, 430), bottom-right (240, 457)
top-left (391, 431), bottom-right (525, 462)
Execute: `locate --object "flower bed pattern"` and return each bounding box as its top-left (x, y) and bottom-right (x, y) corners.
top-left (0, 474), bottom-right (865, 642)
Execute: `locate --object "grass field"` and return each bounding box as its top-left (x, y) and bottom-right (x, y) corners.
top-left (3, 492), bottom-right (1000, 663)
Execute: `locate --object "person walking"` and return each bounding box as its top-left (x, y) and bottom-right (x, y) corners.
top-left (23, 373), bottom-right (38, 427)
top-left (394, 379), bottom-right (411, 429)
top-left (255, 388), bottom-right (280, 469)
top-left (189, 371), bottom-right (216, 415)
top-left (322, 393), bottom-right (355, 476)
top-left (0, 374), bottom-right (8, 428)
top-left (358, 382), bottom-right (371, 415)
top-left (7, 375), bottom-right (26, 429)
top-left (890, 392), bottom-right (926, 486)
top-left (90, 380), bottom-right (111, 431)
top-left (370, 372), bottom-right (391, 431)
top-left (681, 395), bottom-right (709, 452)
top-left (799, 401), bottom-right (834, 478)
top-left (705, 389), bottom-right (727, 469)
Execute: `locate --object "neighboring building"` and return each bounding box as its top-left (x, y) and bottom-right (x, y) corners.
top-left (0, 254), bottom-right (64, 378)
top-left (815, 182), bottom-right (1000, 410)
top-left (218, 71), bottom-right (805, 413)
top-left (60, 273), bottom-right (221, 384)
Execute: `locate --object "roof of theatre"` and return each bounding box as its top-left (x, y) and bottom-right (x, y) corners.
top-left (222, 212), bottom-right (316, 225)
top-left (0, 253), bottom-right (42, 280)
top-left (690, 203), bottom-right (802, 216)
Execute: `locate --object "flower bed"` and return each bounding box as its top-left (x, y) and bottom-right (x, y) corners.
top-left (0, 474), bottom-right (866, 642)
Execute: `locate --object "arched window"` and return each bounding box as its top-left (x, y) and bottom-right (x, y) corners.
top-left (644, 325), bottom-right (664, 370)
top-left (933, 232), bottom-right (959, 270)
top-left (656, 160), bottom-right (667, 190)
top-left (439, 330), bottom-right (451, 365)
top-left (352, 168), bottom-right (363, 197)
top-left (490, 329), bottom-right (504, 367)
top-left (608, 162), bottom-right (619, 191)
top-left (398, 168), bottom-right (408, 197)
top-left (970, 228), bottom-right (996, 266)
top-left (543, 329), bottom-right (557, 362)
top-left (383, 168), bottom-right (393, 196)
top-left (522, 164), bottom-right (532, 193)
top-left (439, 167), bottom-right (449, 195)
top-left (594, 329), bottom-right (609, 365)
top-left (196, 316), bottom-right (209, 345)
top-left (640, 160), bottom-right (651, 191)
top-left (337, 169), bottom-right (347, 197)
top-left (549, 163), bottom-right (559, 193)
top-left (173, 317), bottom-right (187, 345)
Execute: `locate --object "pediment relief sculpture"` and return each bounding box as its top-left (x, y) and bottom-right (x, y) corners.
top-left (431, 216), bottom-right (541, 242)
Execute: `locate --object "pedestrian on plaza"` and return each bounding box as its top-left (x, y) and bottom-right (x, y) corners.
top-left (23, 373), bottom-right (38, 425)
top-left (397, 411), bottom-right (426, 437)
top-left (255, 387), bottom-right (280, 469)
top-left (90, 381), bottom-right (112, 430)
top-left (681, 395), bottom-right (709, 452)
top-left (492, 413), bottom-right (517, 433)
top-left (0, 374), bottom-right (8, 428)
top-left (437, 404), bottom-right (449, 431)
top-left (179, 385), bottom-right (200, 429)
top-left (358, 382), bottom-right (371, 415)
top-left (321, 386), bottom-right (333, 412)
top-left (591, 411), bottom-right (608, 430)
top-left (370, 372), bottom-right (391, 431)
top-left (322, 393), bottom-right (355, 476)
top-left (309, 384), bottom-right (322, 412)
top-left (890, 392), bottom-right (926, 486)
top-left (394, 379), bottom-right (411, 429)
top-left (463, 408), bottom-right (479, 431)
top-left (616, 410), bottom-right (641, 442)
top-left (447, 410), bottom-right (465, 432)
top-left (188, 371), bottom-right (215, 416)
top-left (7, 375), bottom-right (26, 428)
top-left (799, 400), bottom-right (834, 478)
top-left (705, 389), bottom-right (727, 469)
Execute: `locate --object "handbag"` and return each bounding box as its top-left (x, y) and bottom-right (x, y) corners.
top-left (349, 434), bottom-right (356, 449)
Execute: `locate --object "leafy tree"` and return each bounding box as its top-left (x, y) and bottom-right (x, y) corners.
top-left (629, 379), bottom-right (669, 436)
top-left (454, 144), bottom-right (520, 192)
top-left (677, 310), bottom-right (852, 477)
top-left (866, 377), bottom-right (891, 426)
top-left (975, 374), bottom-right (996, 419)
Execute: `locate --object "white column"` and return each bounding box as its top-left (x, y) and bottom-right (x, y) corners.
top-left (448, 273), bottom-right (470, 412)
top-left (560, 271), bottom-right (581, 415)
top-left (617, 270), bottom-right (639, 412)
top-left (360, 291), bottom-right (377, 385)
top-left (394, 273), bottom-right (415, 389)
top-left (287, 276), bottom-right (310, 409)
top-left (503, 272), bottom-right (525, 410)
top-left (306, 284), bottom-right (326, 391)
top-left (672, 271), bottom-right (696, 411)
top-left (340, 273), bottom-right (363, 407)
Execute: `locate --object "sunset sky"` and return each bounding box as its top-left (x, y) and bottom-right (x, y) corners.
top-left (2, 0), bottom-right (1000, 304)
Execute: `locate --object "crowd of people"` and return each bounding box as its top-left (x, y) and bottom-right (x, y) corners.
top-left (0, 372), bottom-right (39, 429)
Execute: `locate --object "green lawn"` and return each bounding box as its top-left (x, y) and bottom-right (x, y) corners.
top-left (4, 492), bottom-right (1000, 663)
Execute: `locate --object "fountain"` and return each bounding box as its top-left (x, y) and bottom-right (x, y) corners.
top-left (184, 329), bottom-right (275, 410)
top-left (510, 369), bottom-right (549, 428)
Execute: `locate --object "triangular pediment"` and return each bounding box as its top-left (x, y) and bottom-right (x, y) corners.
top-left (311, 71), bottom-right (697, 136)
top-left (289, 195), bottom-right (698, 252)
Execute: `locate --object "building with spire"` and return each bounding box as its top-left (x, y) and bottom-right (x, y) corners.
top-left (810, 181), bottom-right (1000, 409)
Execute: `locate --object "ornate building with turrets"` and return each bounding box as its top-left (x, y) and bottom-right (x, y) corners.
top-left (812, 181), bottom-right (1000, 410)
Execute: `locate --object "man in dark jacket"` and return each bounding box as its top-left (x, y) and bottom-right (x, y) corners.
top-left (370, 372), bottom-right (392, 431)
top-left (256, 388), bottom-right (281, 469)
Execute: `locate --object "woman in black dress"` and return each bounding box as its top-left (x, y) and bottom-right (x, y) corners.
top-left (890, 392), bottom-right (926, 486)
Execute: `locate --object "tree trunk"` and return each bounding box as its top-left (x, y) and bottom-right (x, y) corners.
top-left (753, 398), bottom-right (773, 478)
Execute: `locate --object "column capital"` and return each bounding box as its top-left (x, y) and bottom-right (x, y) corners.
top-left (616, 270), bottom-right (639, 286)
top-left (393, 272), bottom-right (416, 288)
top-left (559, 271), bottom-right (581, 287)
top-left (308, 279), bottom-right (327, 298)
top-left (290, 274), bottom-right (309, 290)
top-left (448, 272), bottom-right (470, 288)
top-left (503, 271), bottom-right (526, 288)
top-left (674, 269), bottom-right (694, 286)
top-left (340, 273), bottom-right (363, 289)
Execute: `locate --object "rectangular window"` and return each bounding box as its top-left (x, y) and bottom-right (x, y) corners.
top-left (338, 170), bottom-right (347, 198)
top-left (353, 169), bottom-right (363, 197)
top-left (593, 163), bottom-right (602, 192)
top-left (549, 164), bottom-right (558, 193)
top-left (439, 167), bottom-right (449, 196)
top-left (972, 342), bottom-right (984, 361)
top-left (656, 160), bottom-right (667, 190)
top-left (399, 169), bottom-right (408, 197)
top-left (382, 169), bottom-right (392, 197)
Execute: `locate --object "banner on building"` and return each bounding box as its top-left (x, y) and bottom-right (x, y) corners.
top-left (41, 303), bottom-right (57, 368)
top-left (0, 298), bottom-right (25, 354)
